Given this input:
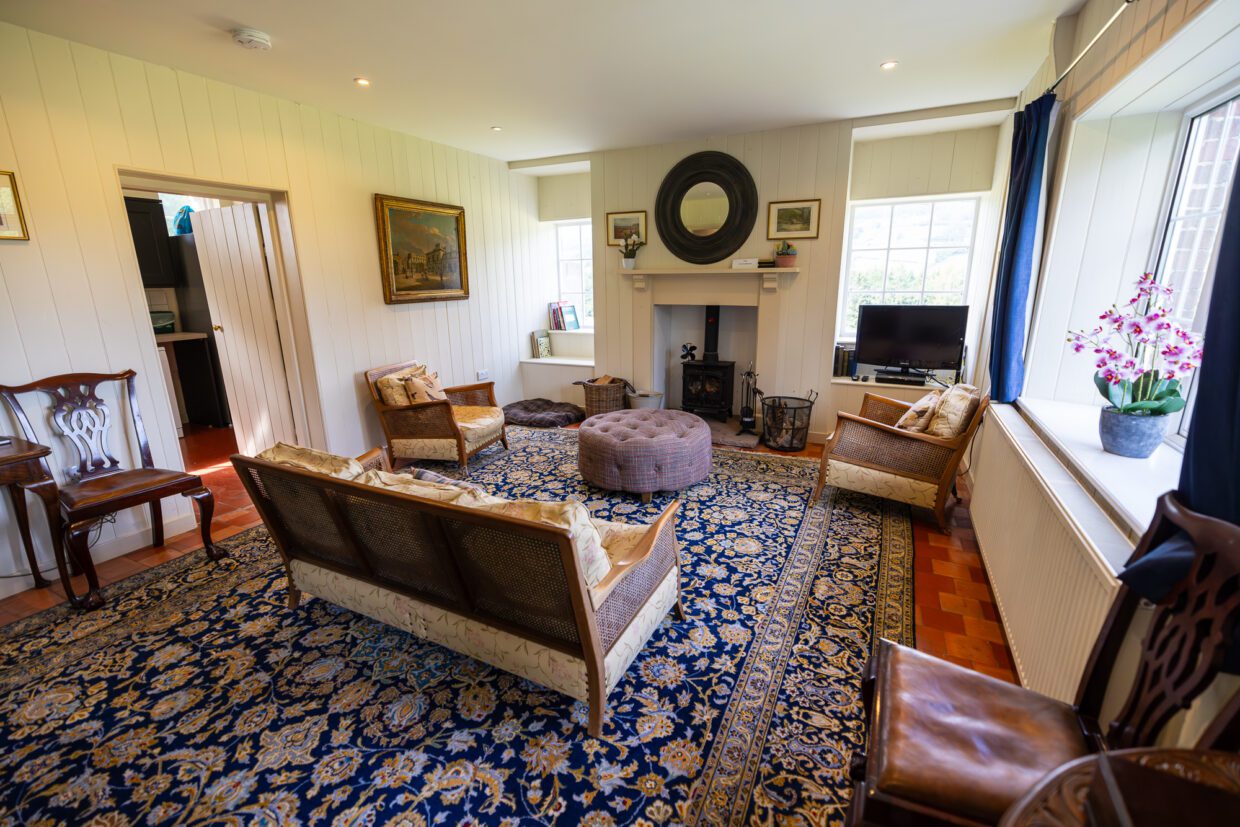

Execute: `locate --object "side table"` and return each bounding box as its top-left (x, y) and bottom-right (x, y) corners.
top-left (0, 436), bottom-right (62, 590)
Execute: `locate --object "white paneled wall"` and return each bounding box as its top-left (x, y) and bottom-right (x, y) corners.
top-left (850, 126), bottom-right (1000, 200)
top-left (0, 23), bottom-right (541, 593)
top-left (590, 123), bottom-right (855, 437)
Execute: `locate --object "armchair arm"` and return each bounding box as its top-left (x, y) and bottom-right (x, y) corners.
top-left (828, 414), bottom-right (958, 482)
top-left (355, 447), bottom-right (391, 473)
top-left (592, 501), bottom-right (680, 597)
top-left (374, 399), bottom-right (461, 440)
top-left (445, 381), bottom-right (498, 408)
top-left (858, 393), bottom-right (914, 426)
top-left (592, 502), bottom-right (681, 649)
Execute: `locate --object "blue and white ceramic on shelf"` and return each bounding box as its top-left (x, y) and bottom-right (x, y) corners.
top-left (1098, 406), bottom-right (1169, 459)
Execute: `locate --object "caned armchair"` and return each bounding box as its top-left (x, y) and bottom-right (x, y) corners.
top-left (812, 392), bottom-right (988, 531)
top-left (365, 360), bottom-right (507, 473)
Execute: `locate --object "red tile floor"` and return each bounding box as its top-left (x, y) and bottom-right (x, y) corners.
top-left (0, 428), bottom-right (1019, 684)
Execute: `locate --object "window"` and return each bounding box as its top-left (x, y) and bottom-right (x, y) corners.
top-left (1152, 92), bottom-right (1240, 440)
top-left (555, 220), bottom-right (593, 328)
top-left (838, 197), bottom-right (979, 337)
top-left (156, 193), bottom-right (220, 234)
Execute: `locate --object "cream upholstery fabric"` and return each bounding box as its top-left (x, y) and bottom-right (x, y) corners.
top-left (604, 569), bottom-right (679, 692)
top-left (375, 363), bottom-right (428, 407)
top-left (895, 390), bottom-right (942, 433)
top-left (471, 499), bottom-right (612, 587)
top-left (390, 405), bottom-right (505, 462)
top-left (289, 559), bottom-right (591, 700)
top-left (926, 384), bottom-right (981, 438)
top-left (255, 443), bottom-right (365, 480)
top-left (588, 519), bottom-right (650, 607)
top-left (403, 371), bottom-right (447, 402)
top-left (354, 469), bottom-right (505, 507)
top-left (827, 459), bottom-right (938, 508)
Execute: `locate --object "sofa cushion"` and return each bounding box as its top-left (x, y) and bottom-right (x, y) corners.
top-left (926, 383), bottom-right (981, 439)
top-left (256, 442), bottom-right (364, 480)
top-left (403, 370), bottom-right (448, 402)
top-left (406, 467), bottom-right (487, 494)
top-left (375, 363), bottom-right (428, 407)
top-left (354, 469), bottom-right (503, 507)
top-left (472, 500), bottom-right (611, 588)
top-left (390, 406), bottom-right (505, 461)
top-left (895, 390), bottom-right (942, 433)
top-left (827, 460), bottom-right (938, 508)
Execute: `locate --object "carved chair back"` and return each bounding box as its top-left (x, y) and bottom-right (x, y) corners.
top-left (1077, 492), bottom-right (1240, 751)
top-left (0, 370), bottom-right (154, 482)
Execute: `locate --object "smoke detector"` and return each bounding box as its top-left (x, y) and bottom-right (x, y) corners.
top-left (231, 28), bottom-right (272, 50)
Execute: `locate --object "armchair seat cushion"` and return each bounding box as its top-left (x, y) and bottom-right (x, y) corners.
top-left (61, 468), bottom-right (198, 512)
top-left (826, 460), bottom-right (937, 508)
top-left (870, 642), bottom-right (1089, 823)
top-left (390, 405), bottom-right (505, 461)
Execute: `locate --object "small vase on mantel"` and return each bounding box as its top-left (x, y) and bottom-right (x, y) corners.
top-left (621, 257), bottom-right (637, 270)
top-left (618, 234), bottom-right (645, 270)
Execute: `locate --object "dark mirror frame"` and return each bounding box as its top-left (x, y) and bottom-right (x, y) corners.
top-left (655, 151), bottom-right (757, 264)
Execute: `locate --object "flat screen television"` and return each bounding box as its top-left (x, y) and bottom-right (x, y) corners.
top-left (854, 304), bottom-right (968, 374)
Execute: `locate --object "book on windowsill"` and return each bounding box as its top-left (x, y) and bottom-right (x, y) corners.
top-left (530, 329), bottom-right (551, 358)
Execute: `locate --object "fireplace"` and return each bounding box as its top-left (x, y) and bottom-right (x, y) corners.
top-left (681, 306), bottom-right (735, 420)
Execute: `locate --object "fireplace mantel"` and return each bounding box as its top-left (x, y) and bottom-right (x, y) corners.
top-left (623, 266), bottom-right (798, 291)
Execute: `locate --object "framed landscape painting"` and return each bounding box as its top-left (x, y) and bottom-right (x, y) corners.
top-left (0, 171), bottom-right (29, 241)
top-left (767, 199), bottom-right (820, 240)
top-left (606, 210), bottom-right (646, 246)
top-left (375, 194), bottom-right (469, 303)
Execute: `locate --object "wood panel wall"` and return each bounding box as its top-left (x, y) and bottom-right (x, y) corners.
top-left (850, 126), bottom-right (1000, 200)
top-left (0, 22), bottom-right (541, 590)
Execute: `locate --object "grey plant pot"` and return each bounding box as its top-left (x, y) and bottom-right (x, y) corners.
top-left (1098, 407), bottom-right (1169, 459)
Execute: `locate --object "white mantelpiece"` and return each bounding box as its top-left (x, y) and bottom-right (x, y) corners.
top-left (623, 266), bottom-right (800, 399)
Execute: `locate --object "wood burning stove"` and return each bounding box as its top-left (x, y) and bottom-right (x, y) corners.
top-left (681, 305), bottom-right (735, 421)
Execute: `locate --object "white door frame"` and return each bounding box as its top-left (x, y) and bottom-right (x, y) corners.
top-left (116, 169), bottom-right (327, 451)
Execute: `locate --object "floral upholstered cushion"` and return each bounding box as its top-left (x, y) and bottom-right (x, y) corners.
top-left (925, 384), bottom-right (981, 439)
top-left (403, 371), bottom-right (448, 402)
top-left (472, 500), bottom-right (612, 588)
top-left (354, 469), bottom-right (504, 506)
top-left (390, 406), bottom-right (505, 461)
top-left (375, 363), bottom-right (428, 407)
top-left (827, 459), bottom-right (938, 508)
top-left (255, 442), bottom-right (365, 480)
top-left (895, 390), bottom-right (942, 433)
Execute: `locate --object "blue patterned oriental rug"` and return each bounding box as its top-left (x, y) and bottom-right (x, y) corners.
top-left (0, 426), bottom-right (913, 825)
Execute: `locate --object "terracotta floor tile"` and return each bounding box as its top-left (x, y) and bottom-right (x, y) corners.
top-left (916, 604), bottom-right (968, 635)
top-left (962, 615), bottom-right (1006, 644)
top-left (976, 665), bottom-right (1020, 684)
top-left (939, 591), bottom-right (984, 619)
top-left (925, 533), bottom-right (964, 550)
top-left (930, 559), bottom-right (973, 581)
top-left (954, 579), bottom-right (997, 603)
top-left (944, 632), bottom-right (1001, 666)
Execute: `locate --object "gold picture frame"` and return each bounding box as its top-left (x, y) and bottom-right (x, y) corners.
top-left (767, 198), bottom-right (821, 240)
top-left (0, 171), bottom-right (29, 241)
top-left (375, 194), bottom-right (469, 304)
top-left (606, 210), bottom-right (647, 246)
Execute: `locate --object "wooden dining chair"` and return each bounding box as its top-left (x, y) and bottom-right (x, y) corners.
top-left (0, 370), bottom-right (222, 609)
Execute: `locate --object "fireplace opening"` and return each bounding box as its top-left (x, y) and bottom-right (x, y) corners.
top-left (681, 305), bottom-right (735, 421)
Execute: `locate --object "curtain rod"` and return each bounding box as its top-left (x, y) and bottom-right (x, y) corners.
top-left (1046, 0), bottom-right (1138, 95)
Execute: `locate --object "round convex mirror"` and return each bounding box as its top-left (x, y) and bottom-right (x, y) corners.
top-left (679, 182), bottom-right (730, 237)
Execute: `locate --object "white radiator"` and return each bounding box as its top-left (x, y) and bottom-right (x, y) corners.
top-left (969, 408), bottom-right (1122, 702)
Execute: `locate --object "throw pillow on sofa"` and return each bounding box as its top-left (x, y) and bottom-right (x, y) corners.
top-left (925, 384), bottom-right (981, 439)
top-left (895, 390), bottom-right (942, 433)
top-left (256, 443), bottom-right (365, 480)
top-left (355, 469), bottom-right (503, 507)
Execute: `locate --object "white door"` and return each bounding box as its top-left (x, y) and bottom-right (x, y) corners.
top-left (190, 204), bottom-right (298, 454)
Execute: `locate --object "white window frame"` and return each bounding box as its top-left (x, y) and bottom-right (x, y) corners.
top-left (836, 193), bottom-right (983, 341)
top-left (1145, 82), bottom-right (1240, 450)
top-left (553, 219), bottom-right (593, 329)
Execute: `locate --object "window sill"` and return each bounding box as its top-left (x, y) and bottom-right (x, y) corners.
top-left (520, 357), bottom-right (594, 368)
top-left (1017, 397), bottom-right (1182, 537)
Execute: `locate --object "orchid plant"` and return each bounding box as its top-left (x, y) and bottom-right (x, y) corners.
top-left (1067, 273), bottom-right (1204, 417)
top-left (619, 234), bottom-right (646, 259)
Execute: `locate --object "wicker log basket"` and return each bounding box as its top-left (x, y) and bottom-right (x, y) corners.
top-left (574, 375), bottom-right (635, 418)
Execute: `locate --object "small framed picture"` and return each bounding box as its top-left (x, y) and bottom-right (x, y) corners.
top-left (767, 199), bottom-right (820, 240)
top-left (0, 171), bottom-right (29, 241)
top-left (606, 210), bottom-right (647, 246)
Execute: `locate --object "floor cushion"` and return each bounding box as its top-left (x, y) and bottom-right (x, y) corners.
top-left (503, 398), bottom-right (586, 428)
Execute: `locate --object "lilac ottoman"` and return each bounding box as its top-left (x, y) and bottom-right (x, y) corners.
top-left (578, 410), bottom-right (712, 502)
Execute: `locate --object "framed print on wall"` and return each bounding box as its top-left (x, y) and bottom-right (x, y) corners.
top-left (374, 194), bottom-right (469, 304)
top-left (767, 198), bottom-right (820, 240)
top-left (606, 210), bottom-right (647, 246)
top-left (0, 171), bottom-right (29, 241)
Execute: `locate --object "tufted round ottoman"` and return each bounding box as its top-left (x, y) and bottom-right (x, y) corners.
top-left (578, 409), bottom-right (712, 502)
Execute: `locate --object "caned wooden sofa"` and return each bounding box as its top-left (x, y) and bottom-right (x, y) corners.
top-left (365, 359), bottom-right (507, 472)
top-left (233, 444), bottom-right (683, 737)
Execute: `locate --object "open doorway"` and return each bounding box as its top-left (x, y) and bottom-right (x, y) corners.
top-left (119, 175), bottom-right (316, 474)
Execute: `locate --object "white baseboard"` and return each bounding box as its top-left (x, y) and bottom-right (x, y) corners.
top-left (0, 512), bottom-right (199, 601)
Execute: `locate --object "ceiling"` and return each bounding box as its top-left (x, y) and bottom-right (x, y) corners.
top-left (0, 0), bottom-right (1081, 161)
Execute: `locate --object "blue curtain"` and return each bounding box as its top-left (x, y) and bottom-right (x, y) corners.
top-left (988, 93), bottom-right (1058, 403)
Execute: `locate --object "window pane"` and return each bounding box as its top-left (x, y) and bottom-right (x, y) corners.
top-left (559, 259), bottom-right (583, 293)
top-left (849, 250), bottom-right (887, 291)
top-left (890, 203), bottom-right (931, 247)
top-left (579, 223), bottom-right (592, 253)
top-left (886, 249), bottom-right (926, 291)
top-left (930, 200), bottom-right (976, 246)
top-left (844, 292), bottom-right (881, 334)
top-left (851, 205), bottom-right (891, 249)
top-left (557, 224), bottom-right (581, 259)
top-left (925, 248), bottom-right (969, 292)
top-left (582, 259), bottom-right (594, 292)
top-left (924, 292), bottom-right (966, 306)
top-left (885, 292), bottom-right (925, 306)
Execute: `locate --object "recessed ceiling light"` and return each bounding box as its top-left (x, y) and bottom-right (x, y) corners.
top-left (490, 126), bottom-right (504, 132)
top-left (880, 60), bottom-right (899, 71)
top-left (354, 77), bottom-right (371, 87)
